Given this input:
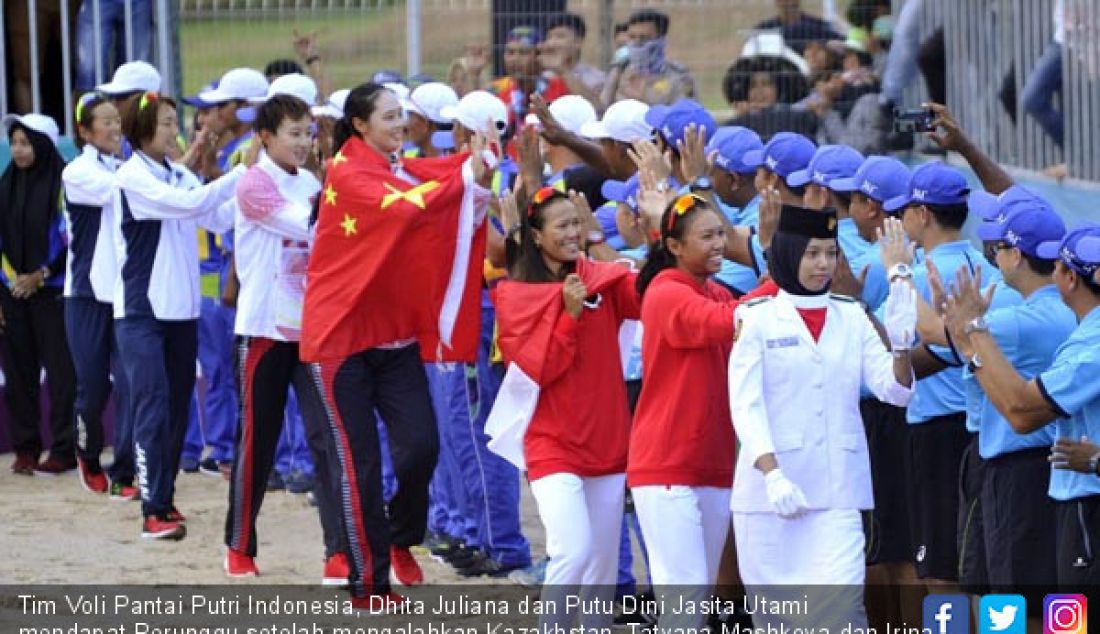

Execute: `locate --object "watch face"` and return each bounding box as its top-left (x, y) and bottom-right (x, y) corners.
top-left (693, 177), bottom-right (712, 190)
top-left (586, 230), bottom-right (604, 243)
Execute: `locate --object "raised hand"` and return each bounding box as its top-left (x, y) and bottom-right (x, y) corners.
top-left (627, 138), bottom-right (672, 185)
top-left (562, 274), bottom-right (588, 319)
top-left (877, 216), bottom-right (915, 272)
top-left (677, 124), bottom-right (713, 184)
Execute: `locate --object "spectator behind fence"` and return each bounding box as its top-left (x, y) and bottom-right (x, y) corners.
top-left (541, 13), bottom-right (605, 110)
top-left (602, 10), bottom-right (695, 107)
top-left (6, 0), bottom-right (79, 115)
top-left (1020, 0), bottom-right (1065, 148)
top-left (0, 113), bottom-right (77, 477)
top-left (754, 0), bottom-right (844, 55)
top-left (723, 41), bottom-right (815, 140)
top-left (75, 0), bottom-right (154, 93)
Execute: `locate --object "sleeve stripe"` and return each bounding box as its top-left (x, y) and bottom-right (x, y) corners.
top-left (1036, 375), bottom-right (1072, 419)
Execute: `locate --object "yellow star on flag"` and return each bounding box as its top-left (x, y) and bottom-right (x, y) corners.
top-left (331, 151), bottom-right (347, 167)
top-left (380, 181), bottom-right (440, 210)
top-left (340, 213), bottom-right (358, 236)
top-left (324, 184), bottom-right (338, 206)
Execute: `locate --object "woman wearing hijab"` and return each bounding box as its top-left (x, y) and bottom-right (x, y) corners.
top-left (0, 114), bottom-right (78, 476)
top-left (727, 205), bottom-right (917, 630)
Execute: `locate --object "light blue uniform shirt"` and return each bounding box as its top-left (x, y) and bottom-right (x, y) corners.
top-left (1039, 305), bottom-right (1100, 501)
top-left (963, 285), bottom-right (1074, 458)
top-left (906, 240), bottom-right (1004, 424)
top-left (620, 244), bottom-right (649, 382)
top-left (961, 279), bottom-right (1023, 432)
top-left (713, 197), bottom-right (761, 294)
top-left (838, 217), bottom-right (874, 264)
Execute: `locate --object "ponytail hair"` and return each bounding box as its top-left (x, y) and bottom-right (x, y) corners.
top-left (636, 193), bottom-right (715, 296)
top-left (506, 187), bottom-right (575, 283)
top-left (333, 81), bottom-right (390, 154)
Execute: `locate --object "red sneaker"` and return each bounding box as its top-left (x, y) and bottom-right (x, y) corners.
top-left (224, 548), bottom-right (259, 578)
top-left (390, 545), bottom-right (424, 586)
top-left (166, 506), bottom-right (186, 523)
top-left (351, 592), bottom-right (409, 613)
top-left (77, 458), bottom-right (109, 494)
top-left (109, 481), bottom-right (139, 501)
top-left (141, 515), bottom-right (186, 540)
top-left (322, 552), bottom-right (350, 586)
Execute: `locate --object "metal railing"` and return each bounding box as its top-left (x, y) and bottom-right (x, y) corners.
top-left (0, 0), bottom-right (176, 137)
top-left (904, 0), bottom-right (1100, 182)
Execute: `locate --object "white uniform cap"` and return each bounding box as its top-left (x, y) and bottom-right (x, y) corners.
top-left (401, 82), bottom-right (460, 125)
top-left (384, 82), bottom-right (411, 101)
top-left (96, 61), bottom-right (162, 95)
top-left (2, 113), bottom-right (60, 147)
top-left (579, 99), bottom-right (652, 144)
top-left (547, 95), bottom-right (598, 136)
top-left (199, 68), bottom-right (269, 104)
top-left (438, 90), bottom-right (508, 135)
top-left (312, 89), bottom-right (351, 119)
top-left (251, 73), bottom-right (318, 106)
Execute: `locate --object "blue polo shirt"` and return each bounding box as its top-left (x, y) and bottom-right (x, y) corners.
top-left (713, 197), bottom-right (761, 295)
top-left (906, 240), bottom-right (1004, 424)
top-left (1039, 305), bottom-right (1100, 501)
top-left (837, 217), bottom-right (873, 264)
top-left (733, 195), bottom-right (761, 228)
top-left (963, 285), bottom-right (1075, 458)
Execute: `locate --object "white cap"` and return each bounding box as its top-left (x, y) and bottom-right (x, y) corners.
top-left (312, 89), bottom-right (350, 119)
top-left (740, 32), bottom-right (811, 76)
top-left (384, 82), bottom-right (411, 101)
top-left (251, 73), bottom-right (318, 106)
top-left (401, 82), bottom-right (459, 125)
top-left (199, 68), bottom-right (269, 104)
top-left (548, 95), bottom-right (597, 136)
top-left (96, 61), bottom-right (162, 95)
top-left (2, 113), bottom-right (60, 147)
top-left (439, 90), bottom-right (508, 135)
top-left (580, 99), bottom-right (652, 143)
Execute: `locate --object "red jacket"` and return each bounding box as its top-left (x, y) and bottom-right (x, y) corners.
top-left (495, 258), bottom-right (640, 481)
top-left (627, 268), bottom-right (742, 488)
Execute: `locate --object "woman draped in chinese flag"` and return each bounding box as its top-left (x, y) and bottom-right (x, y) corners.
top-left (300, 82), bottom-right (496, 605)
top-left (493, 187), bottom-right (639, 632)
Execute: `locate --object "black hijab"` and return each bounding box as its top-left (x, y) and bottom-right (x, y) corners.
top-left (768, 204), bottom-right (839, 296)
top-left (0, 123), bottom-right (66, 274)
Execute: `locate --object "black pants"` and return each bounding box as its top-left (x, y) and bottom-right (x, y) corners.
top-left (311, 343), bottom-right (439, 596)
top-left (65, 296), bottom-right (133, 481)
top-left (225, 337), bottom-right (344, 560)
top-left (956, 434), bottom-right (988, 593)
top-left (115, 316), bottom-right (196, 518)
top-left (1055, 495), bottom-right (1100, 588)
top-left (0, 286), bottom-right (75, 459)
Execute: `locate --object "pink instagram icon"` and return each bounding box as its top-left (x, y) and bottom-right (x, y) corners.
top-left (1045, 595), bottom-right (1087, 634)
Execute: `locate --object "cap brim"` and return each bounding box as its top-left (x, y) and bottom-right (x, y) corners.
top-left (401, 98), bottom-right (425, 119)
top-left (786, 169), bottom-right (812, 188)
top-left (601, 179), bottom-right (629, 203)
top-left (580, 121), bottom-right (610, 140)
top-left (311, 104), bottom-right (343, 119)
top-left (431, 130), bottom-right (455, 150)
top-left (237, 107), bottom-right (257, 124)
top-left (976, 222), bottom-right (1006, 242)
top-left (969, 191), bottom-right (1001, 221)
top-left (198, 89), bottom-right (235, 104)
top-left (182, 96), bottom-right (214, 108)
top-left (1035, 240), bottom-right (1062, 259)
top-left (741, 149), bottom-right (765, 169)
top-left (883, 194), bottom-right (911, 213)
top-left (828, 176), bottom-right (859, 193)
top-left (95, 81), bottom-right (141, 96)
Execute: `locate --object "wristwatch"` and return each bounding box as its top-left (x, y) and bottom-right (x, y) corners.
top-left (887, 263), bottom-right (913, 282)
top-left (690, 176), bottom-right (713, 193)
top-left (967, 352), bottom-right (983, 372)
top-left (586, 230), bottom-right (606, 246)
top-left (1090, 452), bottom-right (1100, 475)
top-left (964, 316), bottom-right (989, 335)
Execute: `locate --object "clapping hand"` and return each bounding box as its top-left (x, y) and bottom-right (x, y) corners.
top-left (877, 216), bottom-right (915, 272)
top-left (677, 124), bottom-right (714, 184)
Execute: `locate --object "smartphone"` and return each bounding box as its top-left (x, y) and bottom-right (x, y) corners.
top-left (894, 107), bottom-right (935, 133)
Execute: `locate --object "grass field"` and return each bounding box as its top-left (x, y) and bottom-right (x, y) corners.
top-left (179, 1), bottom-right (783, 111)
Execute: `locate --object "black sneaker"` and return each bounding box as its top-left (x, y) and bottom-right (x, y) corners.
top-left (614, 591), bottom-right (658, 629)
top-left (198, 457), bottom-right (222, 478)
top-left (428, 534), bottom-right (463, 563)
top-left (267, 470), bottom-right (286, 491)
top-left (446, 544), bottom-right (483, 569)
top-left (455, 552), bottom-right (525, 578)
top-left (285, 468), bottom-right (313, 494)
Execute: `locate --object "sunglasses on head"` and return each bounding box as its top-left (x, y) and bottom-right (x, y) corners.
top-left (528, 186), bottom-right (564, 217)
top-left (667, 193), bottom-right (706, 232)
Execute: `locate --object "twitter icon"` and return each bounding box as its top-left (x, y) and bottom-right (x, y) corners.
top-left (981, 595), bottom-right (1026, 634)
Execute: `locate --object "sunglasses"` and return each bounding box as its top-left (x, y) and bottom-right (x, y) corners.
top-left (528, 186), bottom-right (563, 217)
top-left (667, 193), bottom-right (706, 232)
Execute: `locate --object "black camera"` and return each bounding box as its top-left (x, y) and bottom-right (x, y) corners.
top-left (894, 107), bottom-right (935, 133)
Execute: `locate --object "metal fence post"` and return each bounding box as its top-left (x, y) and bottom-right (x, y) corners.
top-left (0, 1), bottom-right (8, 115)
top-left (61, 0), bottom-right (74, 136)
top-left (28, 0), bottom-right (42, 113)
top-left (93, 0), bottom-right (104, 86)
top-left (408, 0), bottom-right (422, 77)
top-left (125, 0), bottom-right (135, 61)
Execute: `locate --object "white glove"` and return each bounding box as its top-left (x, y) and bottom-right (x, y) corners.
top-left (884, 279), bottom-right (918, 351)
top-left (764, 468), bottom-right (810, 519)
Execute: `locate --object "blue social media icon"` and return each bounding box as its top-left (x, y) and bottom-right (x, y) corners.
top-left (981, 595), bottom-right (1026, 634)
top-left (924, 595), bottom-right (970, 634)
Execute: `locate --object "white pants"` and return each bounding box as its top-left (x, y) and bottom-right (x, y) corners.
top-left (633, 485), bottom-right (731, 631)
top-left (529, 472), bottom-right (625, 631)
top-left (734, 509), bottom-right (867, 631)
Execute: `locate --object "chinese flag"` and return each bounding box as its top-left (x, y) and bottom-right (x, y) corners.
top-left (300, 135), bottom-right (487, 364)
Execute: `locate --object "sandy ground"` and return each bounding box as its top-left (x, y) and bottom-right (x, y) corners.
top-left (0, 450), bottom-right (556, 586)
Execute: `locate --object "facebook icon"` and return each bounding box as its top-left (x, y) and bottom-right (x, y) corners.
top-left (923, 595), bottom-right (970, 634)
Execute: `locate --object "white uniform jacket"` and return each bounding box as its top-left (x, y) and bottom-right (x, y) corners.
top-left (728, 291), bottom-right (913, 513)
top-left (62, 145), bottom-right (121, 302)
top-left (112, 152), bottom-right (241, 321)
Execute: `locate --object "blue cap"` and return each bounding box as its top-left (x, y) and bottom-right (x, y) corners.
top-left (830, 156), bottom-right (911, 203)
top-left (786, 144), bottom-right (864, 188)
top-left (976, 199), bottom-right (1066, 258)
top-left (601, 174), bottom-right (640, 212)
top-left (645, 99), bottom-right (717, 150)
top-left (430, 128), bottom-right (456, 151)
top-left (182, 80), bottom-right (218, 109)
top-left (969, 185), bottom-right (1043, 222)
top-left (883, 162), bottom-right (970, 213)
top-left (372, 69), bottom-right (405, 85)
top-left (741, 132), bottom-right (816, 178)
top-left (707, 126), bottom-right (763, 175)
top-left (1036, 225), bottom-right (1100, 277)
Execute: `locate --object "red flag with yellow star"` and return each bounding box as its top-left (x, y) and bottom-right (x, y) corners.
top-left (300, 135), bottom-right (488, 363)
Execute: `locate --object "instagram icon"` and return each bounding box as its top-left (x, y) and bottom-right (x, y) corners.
top-left (1045, 595), bottom-right (1087, 634)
